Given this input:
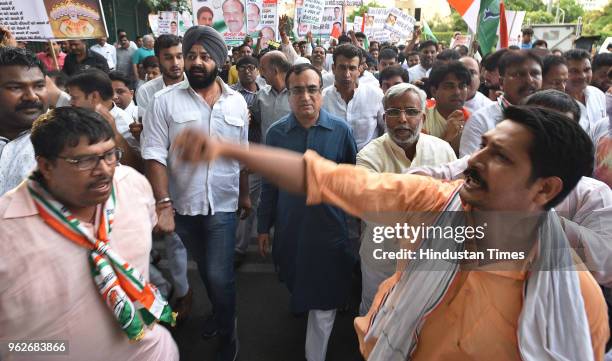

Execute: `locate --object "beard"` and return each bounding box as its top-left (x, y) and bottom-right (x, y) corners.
top-left (186, 65), bottom-right (218, 90)
top-left (388, 122), bottom-right (421, 146)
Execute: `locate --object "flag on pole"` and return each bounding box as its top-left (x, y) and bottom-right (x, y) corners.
top-left (477, 0), bottom-right (501, 55)
top-left (447, 0), bottom-right (481, 34)
top-left (499, 0), bottom-right (509, 48)
top-left (422, 20), bottom-right (438, 42)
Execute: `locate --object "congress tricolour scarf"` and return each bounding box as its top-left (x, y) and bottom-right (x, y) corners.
top-left (27, 178), bottom-right (176, 341)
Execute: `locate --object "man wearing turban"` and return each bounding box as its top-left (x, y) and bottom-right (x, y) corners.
top-left (141, 26), bottom-right (250, 361)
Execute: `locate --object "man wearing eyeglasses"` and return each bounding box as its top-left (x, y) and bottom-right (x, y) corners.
top-left (356, 83), bottom-right (456, 314)
top-left (0, 107), bottom-right (179, 360)
top-left (257, 63), bottom-right (357, 361)
top-left (231, 55), bottom-right (262, 264)
top-left (460, 50), bottom-right (542, 157)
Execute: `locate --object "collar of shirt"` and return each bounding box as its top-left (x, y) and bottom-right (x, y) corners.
top-left (498, 94), bottom-right (512, 111)
top-left (3, 166), bottom-right (131, 219)
top-left (262, 84), bottom-right (288, 97)
top-left (231, 81), bottom-right (258, 95)
top-left (282, 109), bottom-right (334, 133)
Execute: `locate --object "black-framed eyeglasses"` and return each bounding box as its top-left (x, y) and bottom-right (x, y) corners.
top-left (237, 65), bottom-right (257, 72)
top-left (385, 107), bottom-right (421, 118)
top-left (288, 86), bottom-right (321, 96)
top-left (57, 148), bottom-right (123, 171)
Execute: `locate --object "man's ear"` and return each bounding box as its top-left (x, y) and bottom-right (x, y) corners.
top-left (532, 176), bottom-right (563, 208)
top-left (36, 156), bottom-right (54, 183)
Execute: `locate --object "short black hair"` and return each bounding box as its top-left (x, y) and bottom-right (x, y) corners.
top-left (428, 61), bottom-right (471, 89)
top-left (542, 55), bottom-right (567, 77)
top-left (285, 63), bottom-right (322, 88)
top-left (197, 5), bottom-right (213, 18)
top-left (436, 49), bottom-right (461, 62)
top-left (338, 34), bottom-right (351, 44)
top-left (406, 50), bottom-right (419, 58)
top-left (533, 39), bottom-right (547, 48)
top-left (564, 48), bottom-right (591, 62)
top-left (31, 107), bottom-right (115, 160)
top-left (154, 34), bottom-right (181, 58)
top-left (498, 50), bottom-right (542, 76)
top-left (481, 48), bottom-right (509, 71)
top-left (333, 43), bottom-right (362, 64)
top-left (236, 55), bottom-right (259, 68)
top-left (379, 48), bottom-right (398, 61)
top-left (117, 28), bottom-right (126, 35)
top-left (355, 32), bottom-right (366, 40)
top-left (521, 27), bottom-right (534, 36)
top-left (379, 65), bottom-right (409, 85)
top-left (592, 52), bottom-right (612, 72)
top-left (142, 55), bottom-right (160, 69)
top-left (453, 45), bottom-right (469, 57)
top-left (524, 89), bottom-right (581, 123)
top-left (238, 43), bottom-right (252, 52)
top-left (504, 105), bottom-right (593, 209)
top-left (108, 71), bottom-right (134, 91)
top-left (48, 70), bottom-right (67, 89)
top-left (67, 69), bottom-right (114, 101)
top-left (418, 40), bottom-right (437, 52)
top-left (0, 46), bottom-right (46, 75)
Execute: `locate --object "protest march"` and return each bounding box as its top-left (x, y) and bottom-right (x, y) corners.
top-left (0, 0), bottom-right (612, 360)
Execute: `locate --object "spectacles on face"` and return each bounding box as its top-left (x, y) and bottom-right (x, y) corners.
top-left (288, 86), bottom-right (321, 96)
top-left (237, 65), bottom-right (257, 73)
top-left (57, 148), bottom-right (123, 171)
top-left (385, 107), bottom-right (421, 118)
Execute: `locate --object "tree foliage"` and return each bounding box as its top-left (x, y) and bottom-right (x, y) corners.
top-left (582, 0), bottom-right (612, 38)
top-left (524, 10), bottom-right (555, 24)
top-left (430, 9), bottom-right (467, 33)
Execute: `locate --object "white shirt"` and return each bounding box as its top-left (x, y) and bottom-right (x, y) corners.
top-left (136, 76), bottom-right (185, 120)
top-left (55, 90), bottom-right (71, 108)
top-left (322, 72), bottom-right (334, 89)
top-left (464, 91), bottom-right (494, 115)
top-left (408, 158), bottom-right (612, 287)
top-left (322, 83), bottom-right (384, 150)
top-left (459, 101), bottom-right (503, 157)
top-left (408, 64), bottom-right (430, 82)
top-left (109, 104), bottom-right (138, 151)
top-left (0, 132), bottom-right (35, 196)
top-left (124, 100), bottom-right (139, 122)
top-left (90, 42), bottom-right (117, 70)
top-left (360, 70), bottom-right (379, 87)
top-left (141, 78), bottom-right (248, 216)
top-left (578, 85), bottom-right (607, 127)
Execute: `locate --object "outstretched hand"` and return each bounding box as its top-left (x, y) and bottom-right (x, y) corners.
top-left (172, 129), bottom-right (222, 163)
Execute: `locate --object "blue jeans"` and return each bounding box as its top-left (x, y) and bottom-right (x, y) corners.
top-left (175, 212), bottom-right (237, 336)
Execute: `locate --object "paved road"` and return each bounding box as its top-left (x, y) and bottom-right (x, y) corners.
top-left (155, 241), bottom-right (364, 361)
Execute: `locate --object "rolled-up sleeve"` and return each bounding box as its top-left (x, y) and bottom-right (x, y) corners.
top-left (303, 150), bottom-right (463, 220)
top-left (141, 96), bottom-right (170, 165)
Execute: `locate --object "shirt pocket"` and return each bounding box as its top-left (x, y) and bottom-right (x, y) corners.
top-left (215, 114), bottom-right (245, 143)
top-left (169, 111), bottom-right (200, 139)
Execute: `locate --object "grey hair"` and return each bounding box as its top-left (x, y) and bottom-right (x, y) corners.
top-left (383, 83), bottom-right (427, 110)
top-left (143, 34), bottom-right (154, 43)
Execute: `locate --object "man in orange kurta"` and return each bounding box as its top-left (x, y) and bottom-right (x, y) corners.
top-left (172, 103), bottom-right (610, 360)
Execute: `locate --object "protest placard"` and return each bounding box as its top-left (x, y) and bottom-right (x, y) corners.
top-left (353, 16), bottom-right (363, 32)
top-left (364, 7), bottom-right (389, 41)
top-left (192, 0), bottom-right (246, 45)
top-left (383, 8), bottom-right (416, 38)
top-left (0, 0), bottom-right (107, 41)
top-left (300, 0), bottom-right (325, 25)
top-left (246, 0), bottom-right (277, 48)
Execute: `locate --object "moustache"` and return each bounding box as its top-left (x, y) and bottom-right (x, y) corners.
top-left (87, 176), bottom-right (112, 189)
top-left (15, 101), bottom-right (44, 112)
top-left (463, 167), bottom-right (487, 189)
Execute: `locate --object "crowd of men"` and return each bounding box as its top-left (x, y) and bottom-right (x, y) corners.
top-left (0, 16), bottom-right (611, 361)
